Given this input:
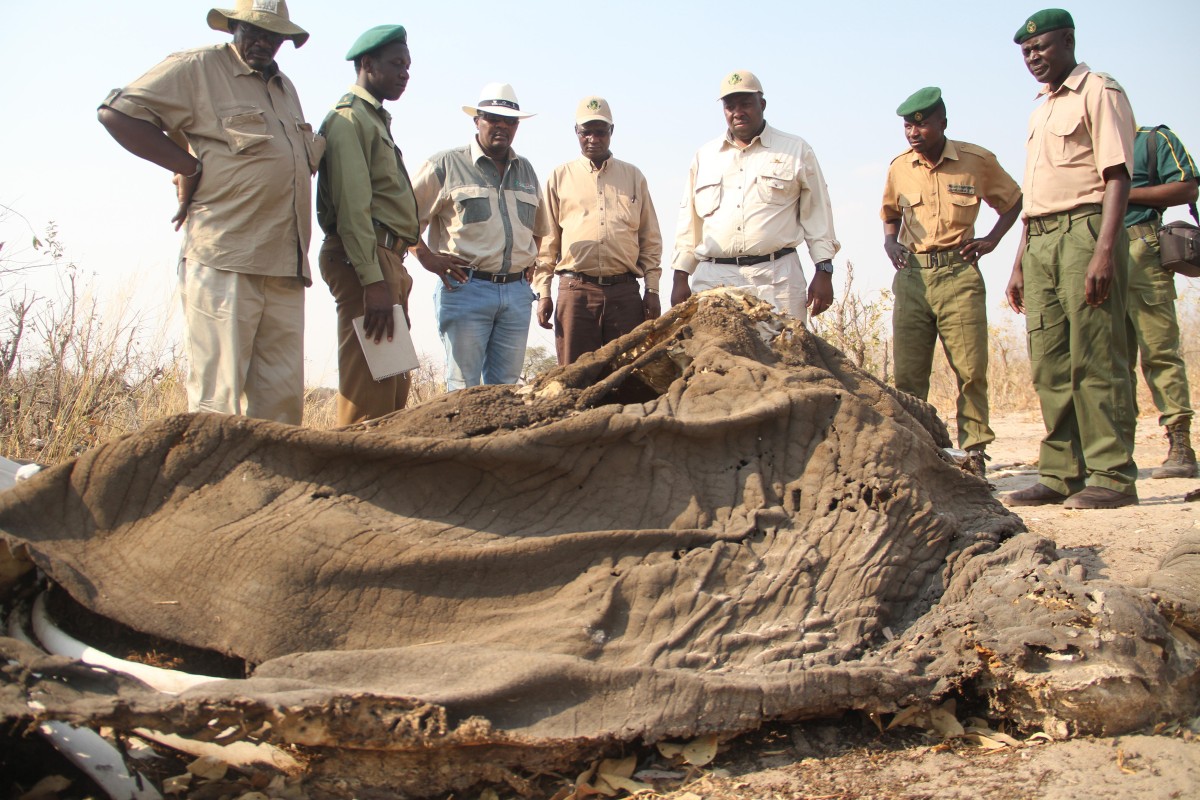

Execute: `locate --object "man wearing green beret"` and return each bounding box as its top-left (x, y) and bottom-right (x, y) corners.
top-left (1124, 125), bottom-right (1200, 478)
top-left (1004, 9), bottom-right (1140, 509)
top-left (316, 25), bottom-right (419, 426)
top-left (881, 87), bottom-right (1023, 477)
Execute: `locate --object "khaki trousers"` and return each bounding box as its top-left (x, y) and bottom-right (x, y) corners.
top-left (892, 256), bottom-right (993, 450)
top-left (1022, 208), bottom-right (1137, 494)
top-left (1126, 223), bottom-right (1193, 428)
top-left (319, 237), bottom-right (413, 427)
top-left (178, 260), bottom-right (305, 425)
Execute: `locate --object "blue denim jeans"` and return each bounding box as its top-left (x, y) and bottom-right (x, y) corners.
top-left (435, 274), bottom-right (535, 391)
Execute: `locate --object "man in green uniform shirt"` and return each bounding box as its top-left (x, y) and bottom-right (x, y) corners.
top-left (316, 25), bottom-right (419, 426)
top-left (881, 87), bottom-right (1023, 477)
top-left (1125, 125), bottom-right (1200, 478)
top-left (1004, 9), bottom-right (1139, 509)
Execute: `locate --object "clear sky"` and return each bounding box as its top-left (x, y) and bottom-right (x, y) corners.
top-left (2, 1), bottom-right (1197, 387)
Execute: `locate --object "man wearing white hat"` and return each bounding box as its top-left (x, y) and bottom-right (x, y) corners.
top-left (98, 0), bottom-right (321, 425)
top-left (534, 96), bottom-right (663, 365)
top-left (411, 83), bottom-right (548, 391)
top-left (671, 70), bottom-right (839, 323)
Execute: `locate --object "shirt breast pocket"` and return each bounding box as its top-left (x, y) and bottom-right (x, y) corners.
top-left (452, 185), bottom-right (492, 224)
top-left (513, 190), bottom-right (539, 230)
top-left (219, 106), bottom-right (273, 154)
top-left (693, 180), bottom-right (722, 217)
top-left (949, 192), bottom-right (979, 224)
top-left (1048, 118), bottom-right (1089, 166)
top-left (898, 192), bottom-right (924, 229)
top-left (757, 160), bottom-right (798, 205)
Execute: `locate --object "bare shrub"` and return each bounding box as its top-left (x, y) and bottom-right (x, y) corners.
top-left (810, 262), bottom-right (893, 383)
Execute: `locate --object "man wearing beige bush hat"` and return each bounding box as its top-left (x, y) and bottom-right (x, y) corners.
top-left (535, 96), bottom-right (663, 365)
top-left (98, 0), bottom-right (322, 426)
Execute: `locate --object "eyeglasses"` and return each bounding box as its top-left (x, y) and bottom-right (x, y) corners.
top-left (575, 127), bottom-right (612, 140)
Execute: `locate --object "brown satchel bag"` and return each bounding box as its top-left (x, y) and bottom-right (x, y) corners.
top-left (1145, 126), bottom-right (1200, 278)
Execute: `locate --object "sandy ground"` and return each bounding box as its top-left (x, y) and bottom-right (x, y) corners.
top-left (641, 412), bottom-right (1200, 800)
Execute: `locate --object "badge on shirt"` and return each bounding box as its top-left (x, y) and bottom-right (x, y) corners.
top-left (947, 184), bottom-right (976, 196)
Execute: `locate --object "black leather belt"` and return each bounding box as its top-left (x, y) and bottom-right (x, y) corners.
top-left (558, 270), bottom-right (636, 285)
top-left (466, 269), bottom-right (524, 284)
top-left (710, 247), bottom-right (796, 266)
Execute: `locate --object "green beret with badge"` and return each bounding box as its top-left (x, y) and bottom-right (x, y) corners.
top-left (1014, 8), bottom-right (1074, 44)
top-left (896, 87), bottom-right (944, 124)
top-left (345, 24), bottom-right (408, 61)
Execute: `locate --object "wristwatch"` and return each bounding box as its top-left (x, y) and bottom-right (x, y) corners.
top-left (815, 260), bottom-right (834, 274)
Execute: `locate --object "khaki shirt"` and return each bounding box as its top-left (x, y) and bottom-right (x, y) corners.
top-left (673, 123), bottom-right (840, 273)
top-left (412, 139), bottom-right (548, 274)
top-left (1022, 63), bottom-right (1136, 218)
top-left (534, 156), bottom-right (663, 298)
top-left (880, 140), bottom-right (1021, 252)
top-left (316, 85), bottom-right (419, 287)
top-left (102, 44), bottom-right (322, 283)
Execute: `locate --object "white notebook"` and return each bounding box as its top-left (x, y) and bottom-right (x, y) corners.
top-left (351, 305), bottom-right (420, 381)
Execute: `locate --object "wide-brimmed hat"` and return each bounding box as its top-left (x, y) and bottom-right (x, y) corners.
top-left (208, 0), bottom-right (309, 47)
top-left (462, 83), bottom-right (535, 119)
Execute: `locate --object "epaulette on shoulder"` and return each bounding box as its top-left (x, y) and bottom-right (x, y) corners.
top-left (1094, 72), bottom-right (1126, 93)
top-left (335, 92), bottom-right (357, 110)
top-left (957, 142), bottom-right (992, 158)
top-left (889, 150), bottom-right (912, 166)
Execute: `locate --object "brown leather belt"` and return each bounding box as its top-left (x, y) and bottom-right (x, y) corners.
top-left (711, 247), bottom-right (796, 266)
top-left (558, 270), bottom-right (636, 285)
top-left (466, 268), bottom-right (524, 284)
top-left (374, 225), bottom-right (407, 253)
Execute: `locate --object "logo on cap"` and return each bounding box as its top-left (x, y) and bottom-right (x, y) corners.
top-left (253, 0), bottom-right (280, 11)
top-left (729, 73), bottom-right (743, 86)
top-left (914, 111), bottom-right (925, 122)
top-left (588, 99), bottom-right (601, 111)
top-left (1027, 20), bottom-right (1037, 33)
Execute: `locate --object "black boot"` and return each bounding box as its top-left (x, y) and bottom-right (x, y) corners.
top-left (1152, 421), bottom-right (1198, 479)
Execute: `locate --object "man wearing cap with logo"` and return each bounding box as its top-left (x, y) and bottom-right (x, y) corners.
top-left (316, 25), bottom-right (418, 426)
top-left (411, 83), bottom-right (547, 391)
top-left (881, 87), bottom-right (1023, 477)
top-left (1004, 9), bottom-right (1139, 509)
top-left (534, 96), bottom-right (663, 365)
top-left (671, 70), bottom-right (839, 322)
top-left (97, 0), bottom-right (320, 426)
top-left (1124, 125), bottom-right (1200, 478)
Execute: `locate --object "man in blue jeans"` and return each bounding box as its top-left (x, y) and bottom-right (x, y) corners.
top-left (411, 82), bottom-right (548, 390)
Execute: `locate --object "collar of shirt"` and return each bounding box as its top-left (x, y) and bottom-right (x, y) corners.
top-left (580, 155), bottom-right (611, 174)
top-left (720, 123), bottom-right (775, 152)
top-left (225, 42), bottom-right (279, 81)
top-left (471, 136), bottom-right (516, 168)
top-left (1037, 61), bottom-right (1090, 99)
top-left (908, 139), bottom-right (961, 169)
top-left (348, 83), bottom-right (383, 109)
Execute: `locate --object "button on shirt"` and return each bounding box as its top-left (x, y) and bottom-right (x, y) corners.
top-left (101, 44), bottom-right (322, 283)
top-left (534, 156), bottom-right (663, 298)
top-left (316, 84), bottom-right (419, 287)
top-left (1022, 63), bottom-right (1136, 219)
top-left (673, 123), bottom-right (840, 273)
top-left (1125, 126), bottom-right (1199, 228)
top-left (411, 139), bottom-right (548, 274)
top-left (880, 140), bottom-right (1021, 252)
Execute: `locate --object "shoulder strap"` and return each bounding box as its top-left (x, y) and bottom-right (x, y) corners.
top-left (1146, 126), bottom-right (1161, 187)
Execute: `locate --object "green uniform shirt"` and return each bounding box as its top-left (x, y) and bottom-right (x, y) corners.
top-left (316, 84), bottom-right (419, 286)
top-left (1125, 125), bottom-right (1199, 227)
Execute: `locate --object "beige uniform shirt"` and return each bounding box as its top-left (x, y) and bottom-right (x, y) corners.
top-left (412, 139), bottom-right (548, 274)
top-left (673, 123), bottom-right (840, 273)
top-left (102, 44), bottom-right (322, 283)
top-left (1022, 63), bottom-right (1136, 218)
top-left (880, 140), bottom-right (1021, 252)
top-left (534, 156), bottom-right (663, 298)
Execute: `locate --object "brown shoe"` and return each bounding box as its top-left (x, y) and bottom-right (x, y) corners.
top-left (1151, 421), bottom-right (1197, 479)
top-left (1062, 486), bottom-right (1138, 509)
top-left (1002, 483), bottom-right (1069, 507)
